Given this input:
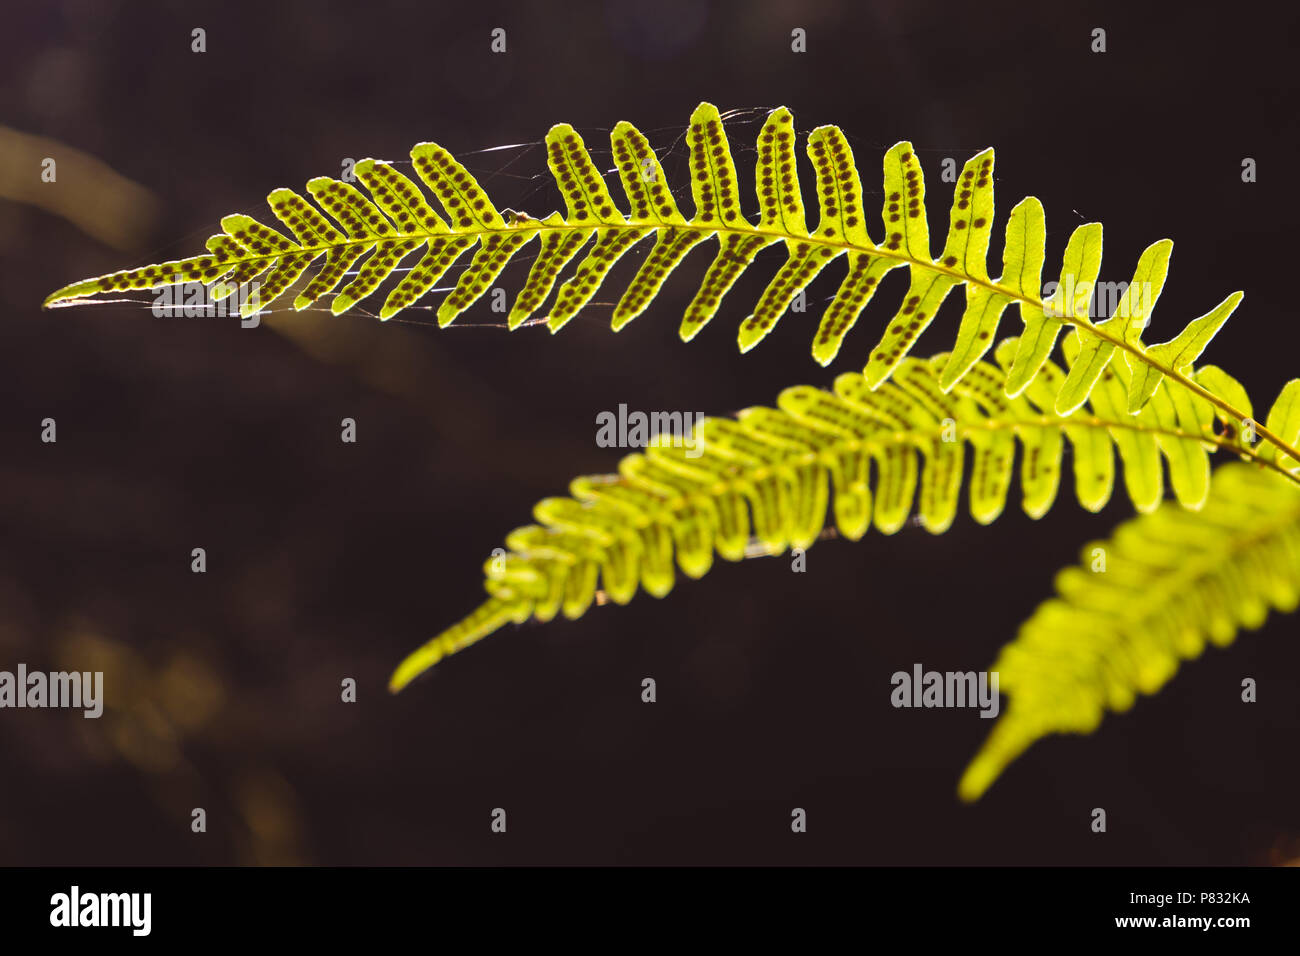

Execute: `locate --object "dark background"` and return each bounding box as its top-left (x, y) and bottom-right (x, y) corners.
top-left (1, 0), bottom-right (1297, 865)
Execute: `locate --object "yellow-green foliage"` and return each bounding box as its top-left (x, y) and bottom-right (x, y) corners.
top-left (46, 104), bottom-right (1287, 448)
top-left (388, 347), bottom-right (1298, 695)
top-left (44, 104), bottom-right (1300, 800)
top-left (960, 462), bottom-right (1300, 801)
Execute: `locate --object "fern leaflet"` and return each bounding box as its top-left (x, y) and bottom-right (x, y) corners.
top-left (387, 341), bottom-right (1295, 692)
top-left (959, 462), bottom-right (1300, 802)
top-left (42, 104), bottom-right (1300, 471)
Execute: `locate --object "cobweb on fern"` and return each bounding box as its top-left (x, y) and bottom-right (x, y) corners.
top-left (90, 107), bottom-right (789, 330)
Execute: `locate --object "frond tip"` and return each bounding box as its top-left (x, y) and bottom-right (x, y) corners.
top-left (45, 103), bottom-right (1286, 466)
top-left (958, 463), bottom-right (1300, 802)
top-left (388, 342), bottom-right (1262, 693)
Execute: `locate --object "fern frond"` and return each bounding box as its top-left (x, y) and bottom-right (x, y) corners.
top-left (958, 462), bottom-right (1300, 803)
top-left (43, 104), bottom-right (1300, 469)
top-left (387, 341), bottom-right (1274, 692)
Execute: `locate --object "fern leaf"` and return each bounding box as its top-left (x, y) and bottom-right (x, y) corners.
top-left (387, 342), bottom-right (1257, 692)
top-left (47, 103), bottom-right (1296, 466)
top-left (1055, 239), bottom-right (1173, 414)
top-left (1003, 221), bottom-right (1100, 397)
top-left (940, 194), bottom-right (1043, 390)
top-left (509, 213), bottom-right (586, 329)
top-left (958, 462), bottom-right (1300, 802)
top-left (608, 118), bottom-right (701, 330)
top-left (680, 103), bottom-right (779, 342)
top-left (1261, 380), bottom-right (1300, 473)
top-left (1126, 291), bottom-right (1242, 413)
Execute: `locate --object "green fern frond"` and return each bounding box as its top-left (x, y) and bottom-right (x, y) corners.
top-left (43, 104), bottom-right (1299, 467)
top-left (958, 462), bottom-right (1300, 803)
top-left (387, 341), bottom-right (1278, 693)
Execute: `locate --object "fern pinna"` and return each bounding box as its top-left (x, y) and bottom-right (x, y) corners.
top-left (960, 462), bottom-right (1300, 801)
top-left (45, 102), bottom-right (1300, 466)
top-left (46, 104), bottom-right (1300, 799)
top-left (386, 342), bottom-right (1299, 797)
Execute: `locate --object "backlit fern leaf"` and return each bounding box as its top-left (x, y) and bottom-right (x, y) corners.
top-left (959, 461), bottom-right (1300, 803)
top-left (386, 342), bottom-right (1278, 692)
top-left (42, 105), bottom-right (1300, 803)
top-left (45, 103), bottom-right (1291, 464)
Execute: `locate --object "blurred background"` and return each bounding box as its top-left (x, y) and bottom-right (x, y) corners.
top-left (1, 0), bottom-right (1298, 864)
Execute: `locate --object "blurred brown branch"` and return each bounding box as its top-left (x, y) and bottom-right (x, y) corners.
top-left (0, 126), bottom-right (159, 250)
